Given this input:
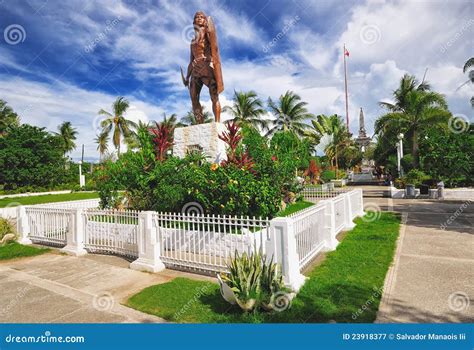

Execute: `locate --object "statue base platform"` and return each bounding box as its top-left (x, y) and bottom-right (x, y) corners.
top-left (173, 122), bottom-right (227, 163)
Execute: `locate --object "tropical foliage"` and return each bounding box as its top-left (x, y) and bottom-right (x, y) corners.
top-left (56, 121), bottom-right (77, 157)
top-left (0, 99), bottom-right (20, 136)
top-left (375, 74), bottom-right (451, 168)
top-left (223, 90), bottom-right (268, 130)
top-left (267, 91), bottom-right (313, 137)
top-left (98, 97), bottom-right (137, 155)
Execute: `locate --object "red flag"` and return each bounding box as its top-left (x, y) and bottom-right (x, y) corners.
top-left (344, 47), bottom-right (350, 56)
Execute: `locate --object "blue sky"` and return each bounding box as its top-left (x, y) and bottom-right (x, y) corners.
top-left (0, 0), bottom-right (472, 160)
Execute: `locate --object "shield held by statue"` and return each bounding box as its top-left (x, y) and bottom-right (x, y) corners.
top-left (207, 16), bottom-right (224, 94)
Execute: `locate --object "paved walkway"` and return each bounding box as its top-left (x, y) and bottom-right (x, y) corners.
top-left (0, 253), bottom-right (212, 323)
top-left (366, 197), bottom-right (474, 323)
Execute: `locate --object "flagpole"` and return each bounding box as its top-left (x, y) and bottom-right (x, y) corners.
top-left (343, 44), bottom-right (349, 130)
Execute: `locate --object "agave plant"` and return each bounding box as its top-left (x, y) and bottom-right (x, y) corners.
top-left (220, 250), bottom-right (288, 312)
top-left (220, 251), bottom-right (262, 311)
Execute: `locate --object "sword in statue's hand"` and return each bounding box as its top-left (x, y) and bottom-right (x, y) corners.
top-left (180, 66), bottom-right (189, 89)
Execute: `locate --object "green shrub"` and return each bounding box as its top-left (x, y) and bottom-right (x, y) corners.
top-left (403, 169), bottom-right (430, 187)
top-left (321, 169), bottom-right (336, 182)
top-left (401, 154), bottom-right (414, 173)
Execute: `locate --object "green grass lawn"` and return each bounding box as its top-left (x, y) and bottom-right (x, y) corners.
top-left (276, 201), bottom-right (314, 217)
top-left (126, 212), bottom-right (401, 323)
top-left (0, 242), bottom-right (50, 260)
top-left (0, 192), bottom-right (99, 208)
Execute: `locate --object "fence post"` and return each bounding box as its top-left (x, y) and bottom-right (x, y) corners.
top-left (267, 217), bottom-right (306, 292)
top-left (321, 200), bottom-right (338, 251)
top-left (17, 206), bottom-right (32, 245)
top-left (130, 211), bottom-right (166, 273)
top-left (61, 208), bottom-right (87, 256)
top-left (343, 192), bottom-right (356, 230)
top-left (356, 189), bottom-right (365, 217)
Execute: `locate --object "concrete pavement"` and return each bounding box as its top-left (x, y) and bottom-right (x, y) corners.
top-left (366, 197), bottom-right (474, 323)
top-left (0, 253), bottom-right (212, 323)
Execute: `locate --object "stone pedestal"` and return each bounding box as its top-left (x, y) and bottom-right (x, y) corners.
top-left (173, 122), bottom-right (227, 163)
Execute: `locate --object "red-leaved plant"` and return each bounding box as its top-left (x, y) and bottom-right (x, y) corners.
top-left (219, 121), bottom-right (255, 173)
top-left (150, 122), bottom-right (174, 162)
top-left (303, 159), bottom-right (320, 184)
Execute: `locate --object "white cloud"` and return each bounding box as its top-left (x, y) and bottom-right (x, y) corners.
top-left (0, 76), bottom-right (164, 160)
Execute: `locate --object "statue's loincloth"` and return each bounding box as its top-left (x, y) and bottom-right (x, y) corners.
top-left (191, 58), bottom-right (215, 86)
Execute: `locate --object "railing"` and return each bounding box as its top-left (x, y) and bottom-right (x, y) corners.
top-left (289, 204), bottom-right (326, 269)
top-left (302, 186), bottom-right (348, 202)
top-left (25, 207), bottom-right (72, 247)
top-left (153, 212), bottom-right (270, 273)
top-left (83, 209), bottom-right (139, 259)
top-left (0, 199), bottom-right (99, 220)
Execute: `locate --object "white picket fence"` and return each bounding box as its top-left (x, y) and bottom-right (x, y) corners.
top-left (154, 212), bottom-right (270, 272)
top-left (83, 209), bottom-right (140, 259)
top-left (0, 198), bottom-right (100, 220)
top-left (16, 189), bottom-right (364, 291)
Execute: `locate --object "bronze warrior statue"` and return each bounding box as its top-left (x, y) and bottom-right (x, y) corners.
top-left (181, 11), bottom-right (224, 123)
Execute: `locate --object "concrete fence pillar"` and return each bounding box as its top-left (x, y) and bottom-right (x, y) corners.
top-left (130, 211), bottom-right (166, 273)
top-left (320, 200), bottom-right (338, 251)
top-left (343, 193), bottom-right (356, 230)
top-left (356, 189), bottom-right (365, 217)
top-left (61, 208), bottom-right (87, 256)
top-left (266, 217), bottom-right (306, 292)
top-left (17, 206), bottom-right (32, 245)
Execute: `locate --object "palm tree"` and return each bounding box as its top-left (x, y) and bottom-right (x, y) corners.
top-left (266, 91), bottom-right (313, 137)
top-left (463, 57), bottom-right (474, 108)
top-left (223, 90), bottom-right (268, 130)
top-left (98, 97), bottom-right (137, 155)
top-left (180, 109), bottom-right (213, 126)
top-left (376, 74), bottom-right (450, 167)
top-left (309, 114), bottom-right (351, 177)
top-left (95, 133), bottom-right (109, 162)
top-left (463, 57), bottom-right (474, 73)
top-left (0, 99), bottom-right (20, 136)
top-left (124, 120), bottom-right (150, 150)
top-left (55, 121), bottom-right (78, 157)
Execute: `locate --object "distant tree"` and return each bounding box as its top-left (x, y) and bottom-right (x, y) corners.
top-left (55, 121), bottom-right (77, 157)
top-left (0, 124), bottom-right (65, 189)
top-left (463, 57), bottom-right (474, 108)
top-left (180, 109), bottom-right (212, 126)
top-left (267, 91), bottom-right (313, 137)
top-left (98, 97), bottom-right (137, 155)
top-left (375, 74), bottom-right (450, 168)
top-left (0, 99), bottom-right (20, 136)
top-left (95, 132), bottom-right (109, 162)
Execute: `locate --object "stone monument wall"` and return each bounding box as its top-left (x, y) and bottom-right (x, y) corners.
top-left (173, 122), bottom-right (227, 163)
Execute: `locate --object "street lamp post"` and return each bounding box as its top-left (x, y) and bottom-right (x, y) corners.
top-left (397, 133), bottom-right (404, 177)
